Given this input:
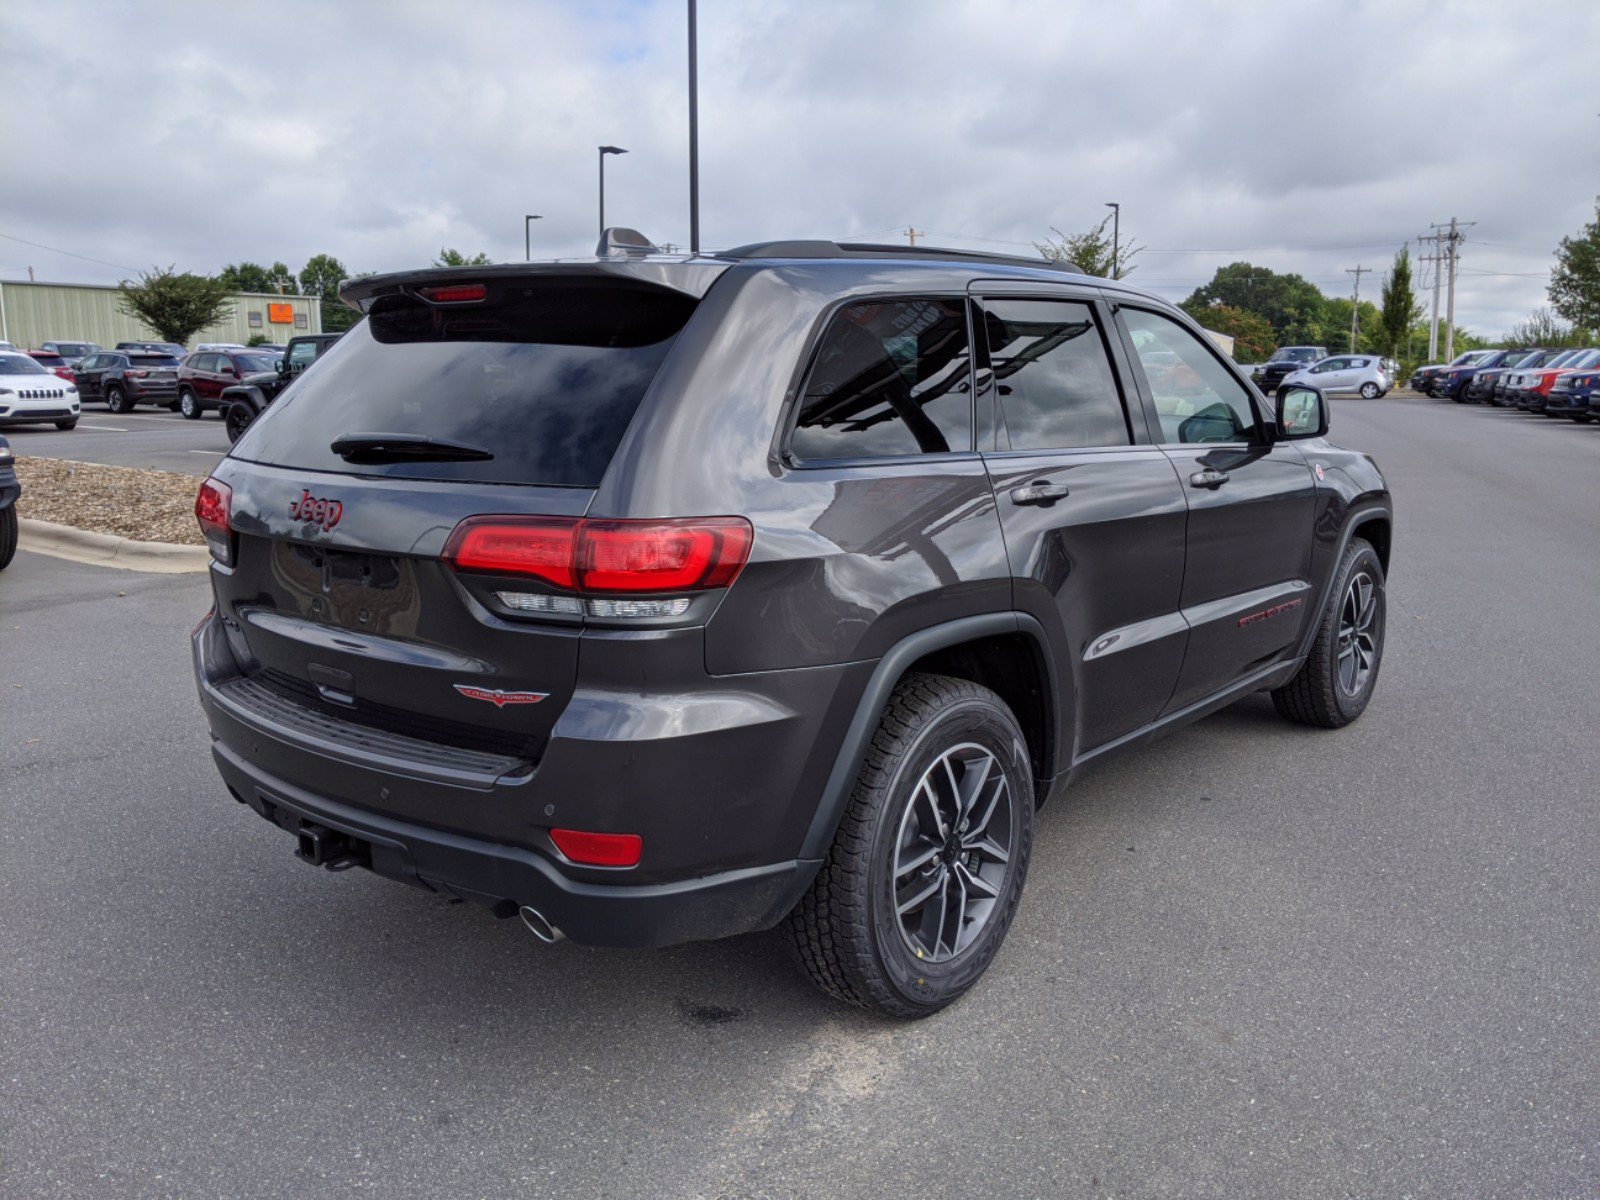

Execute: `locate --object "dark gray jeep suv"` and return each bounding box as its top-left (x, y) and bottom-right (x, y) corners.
top-left (192, 234), bottom-right (1392, 1017)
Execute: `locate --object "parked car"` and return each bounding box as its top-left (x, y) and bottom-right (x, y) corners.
top-left (195, 342), bottom-right (248, 353)
top-left (1463, 349), bottom-right (1545, 403)
top-left (175, 349), bottom-right (284, 419)
top-left (1429, 347), bottom-right (1528, 401)
top-left (1252, 345), bottom-right (1329, 394)
top-left (115, 340), bottom-right (188, 358)
top-left (26, 350), bottom-right (77, 383)
top-left (191, 235), bottom-right (1393, 1017)
top-left (0, 350), bottom-right (80, 430)
top-left (0, 434), bottom-right (18, 570)
top-left (1504, 349), bottom-right (1597, 410)
top-left (1409, 350), bottom-right (1490, 393)
top-left (38, 340), bottom-right (100, 366)
top-left (74, 350), bottom-right (182, 412)
top-left (219, 333), bottom-right (341, 441)
top-left (1519, 349), bottom-right (1600, 413)
top-left (1284, 354), bottom-right (1390, 398)
top-left (0, 342), bottom-right (17, 352)
top-left (1543, 363), bottom-right (1599, 422)
top-left (1490, 349), bottom-right (1565, 405)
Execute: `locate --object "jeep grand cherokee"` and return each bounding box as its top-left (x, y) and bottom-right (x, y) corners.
top-left (192, 232), bottom-right (1393, 1017)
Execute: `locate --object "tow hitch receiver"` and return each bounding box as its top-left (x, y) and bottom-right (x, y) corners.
top-left (294, 822), bottom-right (368, 872)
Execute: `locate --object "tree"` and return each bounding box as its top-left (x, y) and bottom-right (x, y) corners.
top-left (117, 267), bottom-right (234, 345)
top-left (1183, 263), bottom-right (1332, 343)
top-left (1378, 247), bottom-right (1415, 358)
top-left (1502, 307), bottom-right (1586, 349)
top-left (434, 248), bottom-right (493, 267)
top-left (299, 253), bottom-right (358, 333)
top-left (1035, 216), bottom-right (1141, 279)
top-left (1179, 301), bottom-right (1274, 361)
top-left (269, 262), bottom-right (298, 294)
top-left (1548, 196), bottom-right (1600, 334)
top-left (218, 261), bottom-right (275, 293)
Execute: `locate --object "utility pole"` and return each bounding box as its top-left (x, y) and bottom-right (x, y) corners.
top-left (1418, 230), bottom-right (1443, 361)
top-left (1105, 201), bottom-right (1120, 278)
top-left (1345, 264), bottom-right (1370, 353)
top-left (1430, 216), bottom-right (1474, 362)
top-left (905, 227), bottom-right (924, 246)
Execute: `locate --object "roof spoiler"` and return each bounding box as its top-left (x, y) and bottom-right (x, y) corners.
top-left (596, 227), bottom-right (660, 259)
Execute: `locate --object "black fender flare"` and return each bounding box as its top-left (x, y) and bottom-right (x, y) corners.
top-left (1293, 501), bottom-right (1394, 662)
top-left (221, 385), bottom-right (268, 415)
top-left (797, 611), bottom-right (1060, 861)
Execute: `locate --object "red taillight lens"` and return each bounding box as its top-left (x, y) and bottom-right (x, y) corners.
top-left (53, 367), bottom-right (74, 382)
top-left (549, 828), bottom-right (642, 868)
top-left (128, 369), bottom-right (148, 378)
top-left (418, 283), bottom-right (487, 303)
top-left (195, 477), bottom-right (233, 566)
top-left (445, 516), bottom-right (752, 594)
top-left (446, 517), bottom-right (580, 588)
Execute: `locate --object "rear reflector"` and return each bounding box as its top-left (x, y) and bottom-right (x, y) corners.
top-left (418, 283), bottom-right (487, 304)
top-left (446, 515), bottom-right (752, 594)
top-left (549, 828), bottom-right (642, 868)
top-left (194, 477), bottom-right (233, 566)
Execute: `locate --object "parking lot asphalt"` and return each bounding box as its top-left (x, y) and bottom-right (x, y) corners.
top-left (1, 396), bottom-right (1596, 1199)
top-left (5, 405), bottom-right (231, 476)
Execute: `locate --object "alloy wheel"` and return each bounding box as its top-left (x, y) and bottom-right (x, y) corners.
top-left (891, 742), bottom-right (1015, 964)
top-left (1336, 571), bottom-right (1381, 696)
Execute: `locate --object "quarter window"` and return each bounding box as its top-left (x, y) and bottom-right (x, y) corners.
top-left (790, 297), bottom-right (972, 461)
top-left (980, 298), bottom-right (1129, 450)
top-left (1122, 307), bottom-right (1261, 444)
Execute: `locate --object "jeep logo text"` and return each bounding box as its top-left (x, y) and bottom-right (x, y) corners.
top-left (289, 490), bottom-right (343, 531)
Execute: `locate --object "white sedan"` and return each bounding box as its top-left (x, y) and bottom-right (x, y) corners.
top-left (0, 351), bottom-right (80, 429)
top-left (1284, 354), bottom-right (1391, 399)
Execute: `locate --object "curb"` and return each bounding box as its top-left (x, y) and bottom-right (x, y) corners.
top-left (18, 517), bottom-right (210, 574)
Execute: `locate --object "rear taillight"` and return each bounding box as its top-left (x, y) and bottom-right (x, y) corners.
top-left (52, 367), bottom-right (74, 382)
top-left (418, 283), bottom-right (487, 304)
top-left (445, 516), bottom-right (752, 597)
top-left (195, 477), bottom-right (233, 566)
top-left (549, 828), bottom-right (642, 868)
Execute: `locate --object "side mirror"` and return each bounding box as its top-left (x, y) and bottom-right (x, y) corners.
top-left (1276, 385), bottom-right (1328, 439)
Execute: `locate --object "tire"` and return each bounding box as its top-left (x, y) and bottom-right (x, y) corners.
top-left (784, 672), bottom-right (1034, 1018)
top-left (105, 385), bottom-right (132, 414)
top-left (179, 389), bottom-right (202, 419)
top-left (224, 401), bottom-right (256, 443)
top-left (1359, 382), bottom-right (1380, 399)
top-left (54, 419), bottom-right (77, 431)
top-left (1272, 537), bottom-right (1386, 729)
top-left (1573, 414), bottom-right (1591, 424)
top-left (0, 505), bottom-right (16, 570)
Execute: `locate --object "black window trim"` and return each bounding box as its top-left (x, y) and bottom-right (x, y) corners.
top-left (967, 287), bottom-right (1144, 455)
top-left (780, 290), bottom-right (980, 469)
top-left (1110, 302), bottom-right (1269, 450)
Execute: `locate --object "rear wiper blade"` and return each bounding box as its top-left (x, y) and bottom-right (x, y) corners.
top-left (329, 433), bottom-right (494, 463)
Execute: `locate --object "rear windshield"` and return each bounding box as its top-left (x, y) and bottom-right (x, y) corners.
top-left (53, 343), bottom-right (94, 356)
top-left (1269, 348), bottom-right (1319, 363)
top-left (130, 355), bottom-right (181, 368)
top-left (233, 278), bottom-right (697, 487)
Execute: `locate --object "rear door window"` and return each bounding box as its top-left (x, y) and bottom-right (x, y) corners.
top-left (977, 297), bottom-right (1130, 450)
top-left (789, 297), bottom-right (973, 461)
top-left (232, 278), bottom-right (698, 488)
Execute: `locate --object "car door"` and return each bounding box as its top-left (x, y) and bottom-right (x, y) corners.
top-left (1311, 357), bottom-right (1349, 392)
top-left (973, 285), bottom-right (1190, 752)
top-left (77, 354), bottom-right (107, 400)
top-left (215, 354), bottom-right (242, 396)
top-left (191, 354), bottom-right (219, 399)
top-left (1113, 304), bottom-right (1319, 713)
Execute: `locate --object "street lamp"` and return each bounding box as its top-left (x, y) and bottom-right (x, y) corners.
top-left (1104, 202), bottom-right (1120, 279)
top-left (524, 214), bottom-right (542, 262)
top-left (598, 145), bottom-right (627, 237)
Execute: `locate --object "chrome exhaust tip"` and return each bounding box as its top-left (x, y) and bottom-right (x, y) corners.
top-left (518, 905), bottom-right (565, 943)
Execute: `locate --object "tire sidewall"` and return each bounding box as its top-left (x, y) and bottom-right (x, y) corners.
top-left (107, 387), bottom-right (127, 413)
top-left (863, 698), bottom-right (1033, 1012)
top-left (180, 389), bottom-right (200, 418)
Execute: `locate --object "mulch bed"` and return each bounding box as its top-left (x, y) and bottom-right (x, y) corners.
top-left (13, 457), bottom-right (206, 545)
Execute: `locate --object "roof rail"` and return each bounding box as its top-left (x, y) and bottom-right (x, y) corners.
top-left (715, 239), bottom-right (1087, 275)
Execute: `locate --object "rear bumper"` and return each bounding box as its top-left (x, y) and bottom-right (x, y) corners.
top-left (210, 739), bottom-right (816, 947)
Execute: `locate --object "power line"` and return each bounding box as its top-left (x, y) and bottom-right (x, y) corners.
top-left (0, 231), bottom-right (139, 273)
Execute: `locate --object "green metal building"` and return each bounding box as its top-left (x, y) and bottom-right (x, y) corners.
top-left (0, 279), bottom-right (322, 351)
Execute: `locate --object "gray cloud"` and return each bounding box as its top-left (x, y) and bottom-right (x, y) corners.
top-left (2, 0), bottom-right (1596, 338)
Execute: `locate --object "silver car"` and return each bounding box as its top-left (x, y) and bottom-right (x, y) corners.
top-left (1285, 354), bottom-right (1391, 398)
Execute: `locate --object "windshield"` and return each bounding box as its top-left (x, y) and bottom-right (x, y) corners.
top-left (52, 343), bottom-right (95, 356)
top-left (1269, 348), bottom-right (1320, 363)
top-left (31, 354), bottom-right (67, 367)
top-left (234, 278), bottom-right (698, 488)
top-left (0, 354), bottom-right (53, 375)
top-left (1565, 349), bottom-right (1600, 369)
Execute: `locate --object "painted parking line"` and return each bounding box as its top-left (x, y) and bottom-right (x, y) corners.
top-left (79, 424), bottom-right (130, 432)
top-left (189, 449), bottom-right (226, 455)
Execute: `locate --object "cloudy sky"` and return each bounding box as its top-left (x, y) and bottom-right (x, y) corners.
top-left (3, 0), bottom-right (1597, 337)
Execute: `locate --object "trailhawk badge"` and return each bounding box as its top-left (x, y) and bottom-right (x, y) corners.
top-left (453, 684), bottom-right (548, 707)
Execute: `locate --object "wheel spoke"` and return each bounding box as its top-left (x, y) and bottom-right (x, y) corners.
top-left (895, 843), bottom-right (942, 879)
top-left (961, 833), bottom-right (1010, 864)
top-left (964, 774), bottom-right (1007, 843)
top-left (916, 780), bottom-right (948, 842)
top-left (958, 753), bottom-right (993, 821)
top-left (954, 860), bottom-right (1001, 900)
top-left (930, 872), bottom-right (953, 956)
top-left (897, 870), bottom-right (943, 917)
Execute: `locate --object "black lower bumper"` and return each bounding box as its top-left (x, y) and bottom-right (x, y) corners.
top-left (211, 738), bottom-right (819, 948)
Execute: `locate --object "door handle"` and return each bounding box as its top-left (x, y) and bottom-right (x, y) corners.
top-left (1189, 468), bottom-right (1230, 489)
top-left (1009, 481), bottom-right (1070, 506)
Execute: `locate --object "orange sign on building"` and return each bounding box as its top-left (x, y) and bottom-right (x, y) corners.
top-left (267, 302), bottom-right (294, 324)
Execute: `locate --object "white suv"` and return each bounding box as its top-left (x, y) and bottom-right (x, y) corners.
top-left (0, 351), bottom-right (80, 430)
top-left (1286, 354), bottom-right (1391, 399)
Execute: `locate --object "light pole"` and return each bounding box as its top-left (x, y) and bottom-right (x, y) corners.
top-left (1104, 202), bottom-right (1120, 278)
top-left (688, 0), bottom-right (699, 253)
top-left (524, 214), bottom-right (542, 262)
top-left (598, 146), bottom-right (627, 238)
